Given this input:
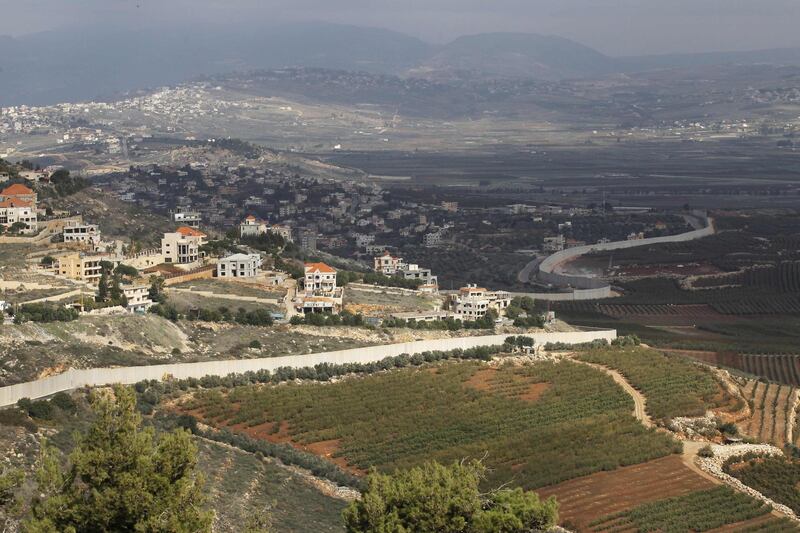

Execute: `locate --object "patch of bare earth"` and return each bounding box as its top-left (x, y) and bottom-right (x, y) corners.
top-left (536, 455), bottom-right (715, 531)
top-left (464, 368), bottom-right (497, 392)
top-left (519, 382), bottom-right (551, 402)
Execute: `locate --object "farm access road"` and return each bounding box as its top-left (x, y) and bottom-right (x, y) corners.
top-left (568, 354), bottom-right (796, 522)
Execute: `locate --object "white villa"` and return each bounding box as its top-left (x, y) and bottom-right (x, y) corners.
top-left (296, 262), bottom-right (343, 314)
top-left (161, 226), bottom-right (207, 265)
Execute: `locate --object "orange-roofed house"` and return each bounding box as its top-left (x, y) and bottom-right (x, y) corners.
top-left (0, 183), bottom-right (37, 205)
top-left (296, 262), bottom-right (343, 314)
top-left (175, 226), bottom-right (207, 240)
top-left (304, 262), bottom-right (337, 293)
top-left (0, 195), bottom-right (38, 234)
top-left (374, 250), bottom-right (405, 275)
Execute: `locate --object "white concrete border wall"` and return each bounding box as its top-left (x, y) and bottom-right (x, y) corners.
top-left (0, 330), bottom-right (616, 407)
top-left (511, 287), bottom-right (613, 301)
top-left (538, 214), bottom-right (715, 289)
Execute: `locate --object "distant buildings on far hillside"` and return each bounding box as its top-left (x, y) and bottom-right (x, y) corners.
top-left (239, 215), bottom-right (293, 242)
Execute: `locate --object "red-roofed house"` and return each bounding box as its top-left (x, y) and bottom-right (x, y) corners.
top-left (175, 226), bottom-right (207, 239)
top-left (0, 183), bottom-right (37, 204)
top-left (0, 184), bottom-right (37, 233)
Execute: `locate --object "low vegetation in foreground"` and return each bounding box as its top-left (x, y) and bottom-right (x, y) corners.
top-left (184, 358), bottom-right (680, 489)
top-left (578, 346), bottom-right (724, 421)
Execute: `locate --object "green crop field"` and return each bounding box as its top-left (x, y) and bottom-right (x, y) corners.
top-left (724, 454), bottom-right (800, 516)
top-left (185, 359), bottom-right (680, 489)
top-left (589, 486), bottom-right (773, 533)
top-left (578, 347), bottom-right (722, 421)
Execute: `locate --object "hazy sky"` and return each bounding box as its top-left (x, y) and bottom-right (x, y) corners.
top-left (3, 0), bottom-right (800, 55)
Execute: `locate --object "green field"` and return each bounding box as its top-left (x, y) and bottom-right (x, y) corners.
top-left (589, 486), bottom-right (775, 533)
top-left (186, 359), bottom-right (680, 489)
top-left (578, 347), bottom-right (722, 421)
top-left (724, 454), bottom-right (800, 516)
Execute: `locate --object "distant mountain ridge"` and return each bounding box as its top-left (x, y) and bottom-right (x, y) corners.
top-left (3, 22), bottom-right (800, 106)
top-left (415, 33), bottom-right (616, 80)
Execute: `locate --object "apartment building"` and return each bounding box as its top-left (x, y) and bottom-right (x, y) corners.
top-left (122, 284), bottom-right (154, 313)
top-left (57, 252), bottom-right (118, 283)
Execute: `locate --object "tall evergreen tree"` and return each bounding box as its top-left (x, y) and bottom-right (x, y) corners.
top-left (24, 386), bottom-right (213, 533)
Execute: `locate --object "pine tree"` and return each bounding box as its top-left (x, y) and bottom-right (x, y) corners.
top-left (24, 386), bottom-right (213, 532)
top-left (343, 460), bottom-right (558, 533)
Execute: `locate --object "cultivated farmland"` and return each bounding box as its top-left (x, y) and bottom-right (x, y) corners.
top-left (184, 359), bottom-right (680, 490)
top-left (589, 486), bottom-right (773, 533)
top-left (738, 380), bottom-right (797, 447)
top-left (577, 347), bottom-right (723, 421)
top-left (724, 454), bottom-right (800, 517)
top-left (536, 455), bottom-right (715, 531)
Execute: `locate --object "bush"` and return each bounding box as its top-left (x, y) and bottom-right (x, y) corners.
top-left (698, 445), bottom-right (714, 458)
top-left (13, 303), bottom-right (79, 323)
top-left (50, 392), bottom-right (77, 413)
top-left (249, 340), bottom-right (262, 349)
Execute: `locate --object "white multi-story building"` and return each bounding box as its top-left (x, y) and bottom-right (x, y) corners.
top-left (161, 227), bottom-right (206, 265)
top-left (303, 262), bottom-right (337, 293)
top-left (423, 231), bottom-right (445, 248)
top-left (450, 284), bottom-right (511, 320)
top-left (122, 284), bottom-right (154, 313)
top-left (62, 221), bottom-right (100, 245)
top-left (217, 253), bottom-right (261, 278)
